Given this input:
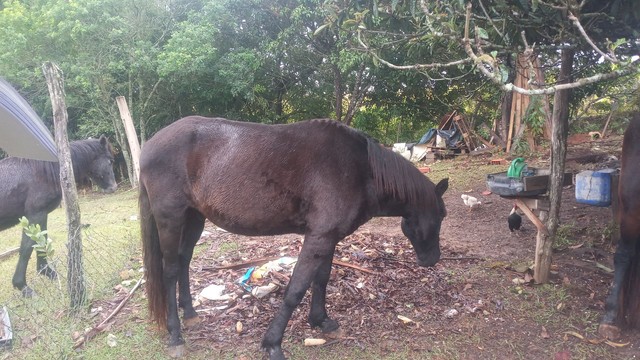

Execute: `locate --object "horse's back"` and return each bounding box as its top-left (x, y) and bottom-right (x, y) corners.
top-left (140, 117), bottom-right (373, 236)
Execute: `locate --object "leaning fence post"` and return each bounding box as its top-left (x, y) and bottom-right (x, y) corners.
top-left (116, 96), bottom-right (141, 188)
top-left (42, 61), bottom-right (86, 310)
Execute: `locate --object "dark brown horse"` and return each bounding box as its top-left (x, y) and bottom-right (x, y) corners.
top-left (0, 136), bottom-right (117, 297)
top-left (599, 113), bottom-right (640, 339)
top-left (139, 116), bottom-right (448, 359)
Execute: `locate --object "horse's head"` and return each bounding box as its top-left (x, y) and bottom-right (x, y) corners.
top-left (401, 178), bottom-right (448, 267)
top-left (87, 135), bottom-right (117, 193)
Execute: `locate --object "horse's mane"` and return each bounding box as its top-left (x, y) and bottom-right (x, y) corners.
top-left (366, 137), bottom-right (437, 208)
top-left (306, 119), bottom-right (437, 208)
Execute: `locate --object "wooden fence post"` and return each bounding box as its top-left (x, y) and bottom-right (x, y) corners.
top-left (115, 96), bottom-right (141, 188)
top-left (42, 61), bottom-right (86, 310)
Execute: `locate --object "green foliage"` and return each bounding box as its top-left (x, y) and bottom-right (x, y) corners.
top-left (20, 216), bottom-right (54, 258)
top-left (524, 95), bottom-right (546, 137)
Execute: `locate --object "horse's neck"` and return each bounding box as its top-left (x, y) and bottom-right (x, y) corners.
top-left (374, 196), bottom-right (407, 217)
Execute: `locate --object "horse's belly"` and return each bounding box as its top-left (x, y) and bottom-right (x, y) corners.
top-left (200, 196), bottom-right (308, 236)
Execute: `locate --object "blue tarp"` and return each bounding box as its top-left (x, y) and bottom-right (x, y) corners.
top-left (416, 124), bottom-right (463, 149)
top-left (0, 78), bottom-right (57, 161)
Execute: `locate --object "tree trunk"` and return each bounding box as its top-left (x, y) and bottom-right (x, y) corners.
top-left (343, 62), bottom-right (369, 126)
top-left (332, 63), bottom-right (344, 122)
top-left (534, 48), bottom-right (574, 284)
top-left (42, 61), bottom-right (86, 310)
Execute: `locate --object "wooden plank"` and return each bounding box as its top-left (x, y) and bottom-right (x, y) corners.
top-left (515, 199), bottom-right (549, 236)
top-left (523, 173), bottom-right (573, 191)
top-left (116, 96), bottom-right (141, 187)
top-left (506, 84), bottom-right (517, 152)
top-left (518, 197), bottom-right (550, 212)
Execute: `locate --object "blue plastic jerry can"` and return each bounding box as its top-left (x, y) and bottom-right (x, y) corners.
top-left (575, 169), bottom-right (617, 207)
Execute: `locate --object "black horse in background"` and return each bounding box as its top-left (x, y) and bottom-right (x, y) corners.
top-left (0, 135), bottom-right (117, 297)
top-left (600, 112), bottom-right (640, 339)
top-left (139, 116), bottom-right (448, 359)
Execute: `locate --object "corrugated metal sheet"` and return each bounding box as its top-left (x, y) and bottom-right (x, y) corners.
top-left (0, 78), bottom-right (57, 161)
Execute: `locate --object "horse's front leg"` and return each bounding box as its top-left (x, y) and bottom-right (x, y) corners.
top-left (308, 253), bottom-right (340, 335)
top-left (262, 235), bottom-right (337, 360)
top-left (12, 229), bottom-right (37, 297)
top-left (599, 229), bottom-right (635, 339)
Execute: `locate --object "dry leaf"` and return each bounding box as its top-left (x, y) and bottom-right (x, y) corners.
top-left (524, 272), bottom-right (534, 283)
top-left (304, 338), bottom-right (327, 346)
top-left (397, 315), bottom-right (414, 324)
top-left (540, 326), bottom-right (550, 339)
top-left (463, 283), bottom-right (472, 292)
top-left (596, 262), bottom-right (614, 273)
top-left (604, 340), bottom-right (630, 348)
top-left (235, 321), bottom-right (243, 334)
top-left (563, 331), bottom-right (584, 340)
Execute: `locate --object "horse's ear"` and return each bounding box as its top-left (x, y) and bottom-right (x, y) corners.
top-left (99, 135), bottom-right (107, 146)
top-left (435, 178), bottom-right (449, 197)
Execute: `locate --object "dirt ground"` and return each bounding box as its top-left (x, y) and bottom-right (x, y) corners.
top-left (119, 135), bottom-right (639, 359)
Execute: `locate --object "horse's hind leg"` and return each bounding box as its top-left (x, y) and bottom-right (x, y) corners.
top-left (599, 219), bottom-right (638, 339)
top-left (262, 233), bottom-right (338, 360)
top-left (155, 213), bottom-right (187, 357)
top-left (179, 210), bottom-right (205, 328)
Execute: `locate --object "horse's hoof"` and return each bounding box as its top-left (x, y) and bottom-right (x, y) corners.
top-left (183, 315), bottom-right (201, 329)
top-left (323, 327), bottom-right (345, 339)
top-left (38, 266), bottom-right (58, 280)
top-left (167, 344), bottom-right (185, 358)
top-left (21, 286), bottom-right (35, 298)
top-left (319, 318), bottom-right (340, 334)
top-left (598, 323), bottom-right (621, 340)
top-left (266, 346), bottom-right (286, 360)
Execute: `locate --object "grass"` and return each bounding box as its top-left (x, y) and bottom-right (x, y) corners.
top-left (0, 188), bottom-right (141, 359)
top-left (426, 158), bottom-right (507, 191)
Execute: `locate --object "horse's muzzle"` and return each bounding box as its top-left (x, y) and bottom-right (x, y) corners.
top-left (417, 248), bottom-right (441, 267)
top-left (103, 184), bottom-right (118, 193)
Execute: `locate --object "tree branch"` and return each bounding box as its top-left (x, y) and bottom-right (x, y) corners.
top-left (568, 12), bottom-right (619, 63)
top-left (462, 3), bottom-right (638, 96)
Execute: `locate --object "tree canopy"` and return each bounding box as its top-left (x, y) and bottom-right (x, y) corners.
top-left (0, 0), bottom-right (638, 150)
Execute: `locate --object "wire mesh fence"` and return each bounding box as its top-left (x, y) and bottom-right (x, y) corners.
top-left (0, 214), bottom-right (140, 359)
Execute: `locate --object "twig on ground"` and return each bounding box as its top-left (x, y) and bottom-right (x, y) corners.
top-left (440, 256), bottom-right (481, 261)
top-left (72, 276), bottom-right (144, 349)
top-left (202, 256), bottom-right (282, 271)
top-left (333, 259), bottom-right (380, 275)
top-left (0, 247), bottom-right (19, 261)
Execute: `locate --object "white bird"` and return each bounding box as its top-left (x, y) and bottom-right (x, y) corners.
top-left (461, 194), bottom-right (482, 210)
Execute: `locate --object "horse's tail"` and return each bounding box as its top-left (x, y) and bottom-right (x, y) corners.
top-left (140, 182), bottom-right (167, 328)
